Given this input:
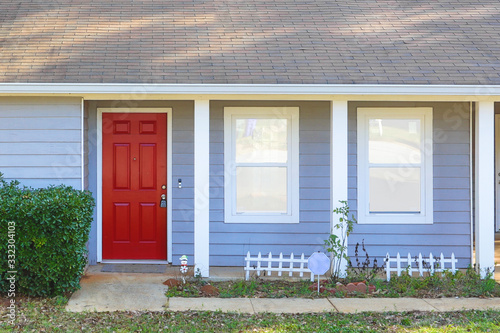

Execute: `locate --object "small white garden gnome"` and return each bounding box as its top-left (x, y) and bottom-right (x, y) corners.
top-left (179, 255), bottom-right (188, 283)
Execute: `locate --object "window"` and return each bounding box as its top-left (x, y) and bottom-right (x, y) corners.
top-left (357, 108), bottom-right (433, 224)
top-left (224, 107), bottom-right (299, 223)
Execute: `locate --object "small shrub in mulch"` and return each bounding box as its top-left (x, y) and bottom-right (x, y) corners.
top-left (164, 266), bottom-right (500, 299)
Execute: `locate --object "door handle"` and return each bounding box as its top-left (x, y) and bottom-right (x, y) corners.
top-left (160, 194), bottom-right (167, 208)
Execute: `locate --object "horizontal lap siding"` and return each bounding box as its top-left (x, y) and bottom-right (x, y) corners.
top-left (85, 100), bottom-right (195, 264)
top-left (348, 102), bottom-right (472, 268)
top-left (0, 97), bottom-right (82, 189)
top-left (84, 103), bottom-right (89, 190)
top-left (171, 103), bottom-right (195, 261)
top-left (209, 101), bottom-right (331, 266)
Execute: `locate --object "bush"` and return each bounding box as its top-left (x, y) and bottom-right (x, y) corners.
top-left (0, 174), bottom-right (95, 296)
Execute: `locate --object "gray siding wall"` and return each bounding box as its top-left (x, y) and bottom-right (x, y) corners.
top-left (0, 97), bottom-right (82, 189)
top-left (209, 101), bottom-right (331, 266)
top-left (171, 103), bottom-right (195, 261)
top-left (348, 102), bottom-right (472, 268)
top-left (84, 102), bottom-right (89, 190)
top-left (87, 102), bottom-right (98, 265)
top-left (86, 101), bottom-right (194, 264)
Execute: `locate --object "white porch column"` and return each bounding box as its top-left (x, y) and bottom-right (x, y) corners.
top-left (331, 100), bottom-right (349, 275)
top-left (475, 101), bottom-right (496, 278)
top-left (194, 99), bottom-right (210, 277)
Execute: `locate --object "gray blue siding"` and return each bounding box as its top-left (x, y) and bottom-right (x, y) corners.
top-left (348, 102), bottom-right (472, 268)
top-left (171, 103), bottom-right (195, 261)
top-left (86, 101), bottom-right (194, 264)
top-left (0, 97), bottom-right (82, 189)
top-left (209, 101), bottom-right (331, 266)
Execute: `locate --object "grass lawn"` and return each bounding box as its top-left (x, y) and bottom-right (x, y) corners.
top-left (2, 268), bottom-right (499, 332)
top-left (0, 297), bottom-right (499, 332)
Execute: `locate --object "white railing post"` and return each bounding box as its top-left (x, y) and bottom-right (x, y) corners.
top-left (386, 253), bottom-right (391, 281)
top-left (267, 252), bottom-right (272, 276)
top-left (407, 253), bottom-right (413, 276)
top-left (418, 253), bottom-right (423, 277)
top-left (278, 253), bottom-right (283, 277)
top-left (299, 253), bottom-right (305, 278)
top-left (429, 253), bottom-right (435, 275)
top-left (396, 253), bottom-right (401, 276)
top-left (256, 252), bottom-right (262, 277)
top-left (245, 252), bottom-right (251, 280)
top-left (440, 253), bottom-right (445, 275)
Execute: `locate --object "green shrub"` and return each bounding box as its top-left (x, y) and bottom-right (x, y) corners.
top-left (0, 174), bottom-right (95, 296)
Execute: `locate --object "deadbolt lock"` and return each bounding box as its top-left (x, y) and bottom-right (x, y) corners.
top-left (160, 194), bottom-right (167, 208)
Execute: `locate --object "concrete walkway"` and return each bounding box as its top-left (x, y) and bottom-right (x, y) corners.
top-left (166, 297), bottom-right (500, 314)
top-left (66, 264), bottom-right (500, 313)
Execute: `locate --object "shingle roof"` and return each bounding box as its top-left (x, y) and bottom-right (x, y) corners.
top-left (1, 0), bottom-right (500, 85)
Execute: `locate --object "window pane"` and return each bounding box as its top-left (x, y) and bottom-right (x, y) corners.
top-left (369, 167), bottom-right (421, 212)
top-left (369, 119), bottom-right (421, 164)
top-left (235, 119), bottom-right (288, 163)
top-left (236, 167), bottom-right (287, 213)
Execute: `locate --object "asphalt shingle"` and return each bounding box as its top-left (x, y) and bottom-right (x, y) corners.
top-left (1, 0), bottom-right (499, 85)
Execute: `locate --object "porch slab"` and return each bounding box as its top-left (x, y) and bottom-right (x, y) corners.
top-left (330, 298), bottom-right (436, 313)
top-left (423, 297), bottom-right (500, 311)
top-left (251, 298), bottom-right (334, 313)
top-left (66, 273), bottom-right (168, 312)
top-left (167, 297), bottom-right (254, 313)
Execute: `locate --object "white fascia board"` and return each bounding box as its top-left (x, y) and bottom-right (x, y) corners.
top-left (1, 83), bottom-right (500, 97)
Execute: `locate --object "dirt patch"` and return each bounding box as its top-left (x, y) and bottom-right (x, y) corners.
top-left (200, 285), bottom-right (219, 296)
top-left (163, 279), bottom-right (181, 287)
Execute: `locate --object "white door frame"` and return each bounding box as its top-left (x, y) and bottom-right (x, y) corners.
top-left (96, 108), bottom-right (173, 263)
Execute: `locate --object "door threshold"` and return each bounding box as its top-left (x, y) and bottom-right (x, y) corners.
top-left (101, 260), bottom-right (170, 265)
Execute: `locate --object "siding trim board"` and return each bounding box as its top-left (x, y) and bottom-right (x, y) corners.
top-left (475, 102), bottom-right (496, 277)
top-left (330, 101), bottom-right (349, 272)
top-left (194, 100), bottom-right (210, 277)
top-left (2, 83), bottom-right (500, 98)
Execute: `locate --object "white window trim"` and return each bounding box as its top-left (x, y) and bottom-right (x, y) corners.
top-left (224, 107), bottom-right (299, 223)
top-left (357, 107), bottom-right (433, 224)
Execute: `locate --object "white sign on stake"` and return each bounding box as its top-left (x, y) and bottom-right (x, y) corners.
top-left (308, 252), bottom-right (330, 294)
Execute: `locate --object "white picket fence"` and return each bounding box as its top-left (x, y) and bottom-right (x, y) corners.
top-left (244, 252), bottom-right (314, 281)
top-left (385, 252), bottom-right (458, 281)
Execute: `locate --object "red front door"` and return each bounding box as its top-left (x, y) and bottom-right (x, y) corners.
top-left (102, 113), bottom-right (167, 260)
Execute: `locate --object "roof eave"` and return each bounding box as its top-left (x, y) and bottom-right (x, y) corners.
top-left (0, 83), bottom-right (499, 100)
